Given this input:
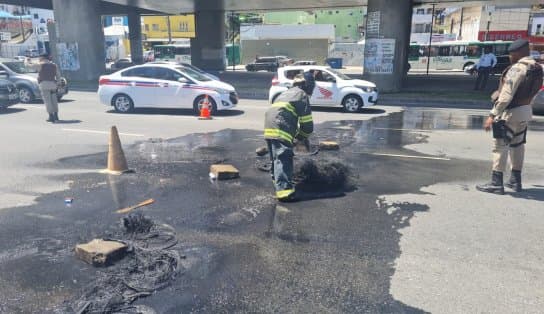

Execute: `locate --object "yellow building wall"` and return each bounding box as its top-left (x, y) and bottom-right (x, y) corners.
top-left (142, 15), bottom-right (196, 39)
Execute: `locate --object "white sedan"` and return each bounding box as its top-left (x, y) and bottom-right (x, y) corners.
top-left (98, 64), bottom-right (238, 114)
top-left (269, 65), bottom-right (378, 112)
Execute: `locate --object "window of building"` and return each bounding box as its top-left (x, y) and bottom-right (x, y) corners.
top-left (416, 9), bottom-right (425, 14)
top-left (426, 8), bottom-right (433, 14)
top-left (144, 24), bottom-right (149, 31)
top-left (179, 22), bottom-right (188, 32)
top-left (152, 24), bottom-right (159, 31)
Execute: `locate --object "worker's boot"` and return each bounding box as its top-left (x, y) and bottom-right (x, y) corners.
top-left (504, 170), bottom-right (522, 192)
top-left (46, 113), bottom-right (54, 122)
top-left (53, 112), bottom-right (59, 122)
top-left (476, 171), bottom-right (504, 195)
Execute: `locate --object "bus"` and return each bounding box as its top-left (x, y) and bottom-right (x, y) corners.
top-left (153, 44), bottom-right (191, 63)
top-left (408, 40), bottom-right (512, 72)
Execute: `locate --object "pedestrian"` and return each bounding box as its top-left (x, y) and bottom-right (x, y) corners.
top-left (264, 72), bottom-right (315, 202)
top-left (474, 46), bottom-right (497, 91)
top-left (38, 54), bottom-right (60, 123)
top-left (476, 39), bottom-right (543, 194)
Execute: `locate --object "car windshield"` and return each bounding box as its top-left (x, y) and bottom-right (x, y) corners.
top-left (326, 68), bottom-right (352, 80)
top-left (181, 63), bottom-right (205, 74)
top-left (3, 61), bottom-right (35, 74)
top-left (175, 66), bottom-right (211, 82)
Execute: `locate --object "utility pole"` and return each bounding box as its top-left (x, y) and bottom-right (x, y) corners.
top-left (19, 5), bottom-right (25, 42)
top-left (426, 4), bottom-right (435, 75)
top-left (458, 7), bottom-right (464, 40)
top-left (231, 11), bottom-right (235, 71)
top-left (485, 11), bottom-right (492, 41)
top-left (166, 15), bottom-right (172, 44)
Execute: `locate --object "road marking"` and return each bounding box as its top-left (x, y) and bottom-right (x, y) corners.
top-left (62, 128), bottom-right (145, 137)
top-left (354, 151), bottom-right (451, 161)
top-left (372, 127), bottom-right (460, 134)
top-left (17, 104), bottom-right (42, 109)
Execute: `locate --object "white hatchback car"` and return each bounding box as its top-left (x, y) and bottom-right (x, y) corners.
top-left (98, 64), bottom-right (238, 114)
top-left (269, 65), bottom-right (378, 112)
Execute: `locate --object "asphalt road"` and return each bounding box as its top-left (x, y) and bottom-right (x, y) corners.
top-left (1, 91), bottom-right (544, 313)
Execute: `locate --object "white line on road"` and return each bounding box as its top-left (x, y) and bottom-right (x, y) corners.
top-left (354, 151), bottom-right (451, 161)
top-left (372, 127), bottom-right (460, 134)
top-left (16, 104), bottom-right (43, 109)
top-left (62, 128), bottom-right (145, 137)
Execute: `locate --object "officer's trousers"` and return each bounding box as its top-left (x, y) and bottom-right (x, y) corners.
top-left (266, 139), bottom-right (295, 199)
top-left (39, 81), bottom-right (58, 114)
top-left (492, 105), bottom-right (532, 172)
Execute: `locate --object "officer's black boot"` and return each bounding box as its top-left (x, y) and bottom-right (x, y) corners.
top-left (46, 113), bottom-right (54, 122)
top-left (53, 112), bottom-right (59, 122)
top-left (476, 171), bottom-right (504, 195)
top-left (504, 170), bottom-right (522, 192)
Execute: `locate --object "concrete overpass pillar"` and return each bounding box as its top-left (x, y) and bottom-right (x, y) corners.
top-left (191, 10), bottom-right (225, 71)
top-left (363, 0), bottom-right (413, 92)
top-left (52, 0), bottom-right (105, 81)
top-left (128, 11), bottom-right (143, 64)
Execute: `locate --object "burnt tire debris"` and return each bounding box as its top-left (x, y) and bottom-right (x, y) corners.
top-left (65, 214), bottom-right (184, 314)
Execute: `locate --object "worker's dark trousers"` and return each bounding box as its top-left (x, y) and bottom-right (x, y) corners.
top-left (475, 66), bottom-right (491, 90)
top-left (266, 139), bottom-right (295, 199)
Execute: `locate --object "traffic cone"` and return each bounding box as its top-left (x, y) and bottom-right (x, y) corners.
top-left (103, 126), bottom-right (132, 175)
top-left (198, 95), bottom-right (212, 120)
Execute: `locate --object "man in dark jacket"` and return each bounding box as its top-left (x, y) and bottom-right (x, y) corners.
top-left (264, 72), bottom-right (315, 202)
top-left (38, 55), bottom-right (60, 122)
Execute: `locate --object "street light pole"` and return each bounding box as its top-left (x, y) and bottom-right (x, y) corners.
top-left (426, 4), bottom-right (436, 75)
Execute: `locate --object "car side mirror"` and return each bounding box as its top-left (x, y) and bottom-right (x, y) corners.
top-left (327, 77), bottom-right (336, 83)
top-left (178, 77), bottom-right (190, 84)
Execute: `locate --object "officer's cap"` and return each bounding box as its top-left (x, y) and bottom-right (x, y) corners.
top-left (508, 39), bottom-right (529, 53)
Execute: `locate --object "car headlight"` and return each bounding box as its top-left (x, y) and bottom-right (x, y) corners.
top-left (213, 88), bottom-right (230, 94)
top-left (356, 86), bottom-right (376, 93)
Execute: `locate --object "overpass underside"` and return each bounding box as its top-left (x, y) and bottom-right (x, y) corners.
top-left (2, 0), bottom-right (539, 90)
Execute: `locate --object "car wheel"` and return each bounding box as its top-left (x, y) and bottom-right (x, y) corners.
top-left (193, 95), bottom-right (218, 115)
top-left (18, 86), bottom-right (34, 103)
top-left (112, 94), bottom-right (134, 113)
top-left (342, 94), bottom-right (362, 113)
top-left (463, 62), bottom-right (474, 72)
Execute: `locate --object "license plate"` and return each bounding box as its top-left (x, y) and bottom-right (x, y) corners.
top-left (8, 94), bottom-right (17, 100)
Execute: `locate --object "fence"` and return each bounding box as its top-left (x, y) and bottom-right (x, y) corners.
top-left (0, 43), bottom-right (38, 58)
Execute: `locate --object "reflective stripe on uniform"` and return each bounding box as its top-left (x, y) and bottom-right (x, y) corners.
top-left (276, 189), bottom-right (295, 199)
top-left (297, 129), bottom-right (310, 138)
top-left (299, 115), bottom-right (313, 123)
top-left (272, 102), bottom-right (297, 117)
top-left (264, 128), bottom-right (294, 142)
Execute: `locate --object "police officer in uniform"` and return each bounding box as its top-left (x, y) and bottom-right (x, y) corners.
top-left (477, 39), bottom-right (543, 194)
top-left (264, 72), bottom-right (315, 202)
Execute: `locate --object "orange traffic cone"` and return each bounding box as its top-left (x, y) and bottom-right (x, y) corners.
top-left (102, 126), bottom-right (132, 175)
top-left (198, 95), bottom-right (212, 120)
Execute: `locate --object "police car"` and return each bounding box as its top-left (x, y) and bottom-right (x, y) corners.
top-left (269, 65), bottom-right (378, 112)
top-left (98, 64), bottom-right (238, 114)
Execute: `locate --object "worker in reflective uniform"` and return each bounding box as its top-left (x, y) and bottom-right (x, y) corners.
top-left (264, 72), bottom-right (315, 202)
top-left (477, 39), bottom-right (543, 194)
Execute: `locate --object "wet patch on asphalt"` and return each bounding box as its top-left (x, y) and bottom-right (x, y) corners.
top-left (0, 109), bottom-right (523, 313)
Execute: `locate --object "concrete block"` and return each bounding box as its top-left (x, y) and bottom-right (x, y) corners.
top-left (210, 164), bottom-right (240, 180)
top-left (75, 239), bottom-right (128, 267)
top-left (256, 146), bottom-right (269, 156)
top-left (319, 141), bottom-right (340, 150)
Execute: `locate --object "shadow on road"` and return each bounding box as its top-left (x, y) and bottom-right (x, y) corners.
top-left (508, 187), bottom-right (544, 201)
top-left (54, 119), bottom-right (82, 124)
top-left (0, 107), bottom-right (26, 114)
top-left (311, 106), bottom-right (386, 115)
top-left (59, 99), bottom-right (75, 103)
top-left (106, 108), bottom-right (245, 117)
